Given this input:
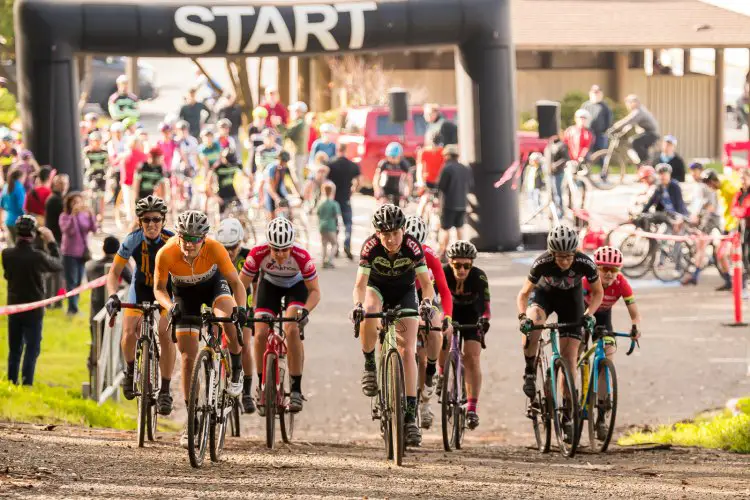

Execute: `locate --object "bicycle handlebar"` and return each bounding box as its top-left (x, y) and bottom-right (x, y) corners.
top-left (450, 321), bottom-right (487, 349)
top-left (611, 332), bottom-right (640, 356)
top-left (530, 322), bottom-right (582, 331)
top-left (170, 312), bottom-right (243, 347)
top-left (353, 309), bottom-right (421, 338)
top-left (108, 301), bottom-right (163, 328)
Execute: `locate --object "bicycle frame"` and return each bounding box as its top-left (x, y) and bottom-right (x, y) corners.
top-left (578, 331), bottom-right (637, 415)
top-left (531, 322), bottom-right (579, 410)
top-left (249, 315), bottom-right (299, 406)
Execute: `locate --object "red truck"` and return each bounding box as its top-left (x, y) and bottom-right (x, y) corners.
top-left (336, 105), bottom-right (547, 188)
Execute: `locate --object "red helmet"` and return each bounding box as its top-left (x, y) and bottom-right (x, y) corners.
top-left (149, 146), bottom-right (163, 157)
top-left (637, 165), bottom-right (656, 182)
top-left (594, 246), bottom-right (623, 268)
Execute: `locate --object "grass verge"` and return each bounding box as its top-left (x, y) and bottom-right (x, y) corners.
top-left (618, 398), bottom-right (750, 453)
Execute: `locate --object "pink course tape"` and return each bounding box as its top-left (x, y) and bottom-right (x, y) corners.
top-left (0, 276), bottom-right (107, 316)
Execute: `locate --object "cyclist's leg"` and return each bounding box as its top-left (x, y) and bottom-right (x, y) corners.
top-left (462, 339), bottom-right (482, 412)
top-left (174, 302), bottom-right (201, 407)
top-left (361, 286), bottom-right (384, 355)
top-left (156, 312), bottom-right (175, 382)
top-left (254, 279), bottom-right (283, 382)
top-left (522, 290), bottom-right (550, 396)
top-left (120, 284), bottom-right (141, 366)
top-left (555, 290), bottom-right (585, 403)
top-left (394, 289), bottom-right (420, 399)
top-left (282, 281), bottom-right (308, 398)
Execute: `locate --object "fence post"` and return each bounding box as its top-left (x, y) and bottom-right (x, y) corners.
top-left (725, 230), bottom-right (747, 328)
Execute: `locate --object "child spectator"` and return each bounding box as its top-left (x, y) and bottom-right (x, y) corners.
top-left (317, 181), bottom-right (341, 269)
top-left (563, 109), bottom-right (593, 162)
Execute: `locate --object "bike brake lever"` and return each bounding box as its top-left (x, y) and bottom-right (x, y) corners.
top-left (108, 311), bottom-right (117, 328)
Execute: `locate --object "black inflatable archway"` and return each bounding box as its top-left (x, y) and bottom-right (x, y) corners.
top-left (15, 0), bottom-right (520, 250)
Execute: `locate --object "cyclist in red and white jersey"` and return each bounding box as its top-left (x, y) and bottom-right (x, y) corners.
top-left (404, 216), bottom-right (453, 429)
top-left (240, 217), bottom-right (321, 414)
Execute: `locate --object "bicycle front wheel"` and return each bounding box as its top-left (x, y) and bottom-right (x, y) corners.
top-left (386, 348), bottom-right (406, 466)
top-left (585, 151), bottom-right (619, 190)
top-left (652, 239), bottom-right (692, 282)
top-left (136, 338), bottom-right (150, 448)
top-left (229, 400), bottom-right (241, 438)
top-left (531, 359), bottom-right (552, 453)
top-left (551, 358), bottom-right (580, 458)
top-left (209, 355), bottom-right (230, 462)
top-left (264, 354), bottom-right (277, 449)
top-left (440, 354), bottom-right (459, 452)
top-left (279, 368), bottom-right (295, 444)
top-left (588, 359), bottom-right (618, 453)
top-left (187, 350), bottom-right (213, 468)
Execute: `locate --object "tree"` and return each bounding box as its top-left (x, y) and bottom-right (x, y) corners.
top-left (0, 0), bottom-right (13, 58)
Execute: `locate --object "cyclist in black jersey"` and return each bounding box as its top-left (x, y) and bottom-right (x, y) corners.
top-left (350, 204), bottom-right (437, 447)
top-left (217, 217), bottom-right (257, 414)
top-left (83, 131), bottom-right (110, 224)
top-left (516, 225), bottom-right (603, 441)
top-left (133, 147), bottom-right (168, 201)
top-left (374, 142), bottom-right (411, 206)
top-left (207, 148), bottom-right (243, 213)
top-left (442, 241), bottom-right (491, 430)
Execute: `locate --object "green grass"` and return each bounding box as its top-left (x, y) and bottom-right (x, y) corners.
top-left (0, 261), bottom-right (140, 429)
top-left (618, 398), bottom-right (750, 453)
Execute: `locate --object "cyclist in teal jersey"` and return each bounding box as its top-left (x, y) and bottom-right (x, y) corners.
top-left (198, 128), bottom-right (222, 171)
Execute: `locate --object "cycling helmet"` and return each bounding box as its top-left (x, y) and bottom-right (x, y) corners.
top-left (149, 146), bottom-right (163, 156)
top-left (15, 214), bottom-right (38, 237)
top-left (574, 108), bottom-right (591, 120)
top-left (252, 106), bottom-right (268, 119)
top-left (385, 142), bottom-right (403, 158)
top-left (175, 120), bottom-right (190, 131)
top-left (176, 210), bottom-right (210, 237)
top-left (637, 165), bottom-right (656, 181)
top-left (547, 224), bottom-right (579, 253)
top-left (528, 152), bottom-right (544, 164)
top-left (447, 240), bottom-right (477, 260)
top-left (158, 122), bottom-right (172, 132)
top-left (320, 123), bottom-right (337, 134)
top-left (200, 127), bottom-right (215, 137)
top-left (266, 217), bottom-right (296, 249)
top-left (84, 112), bottom-right (99, 122)
top-left (88, 131), bottom-right (102, 141)
top-left (655, 163), bottom-right (672, 174)
top-left (116, 74), bottom-right (129, 84)
top-left (372, 203), bottom-right (406, 232)
top-left (291, 101), bottom-right (308, 114)
top-left (217, 118), bottom-right (232, 128)
top-left (689, 161), bottom-right (704, 171)
top-left (110, 122), bottom-right (124, 133)
top-left (135, 195), bottom-right (168, 217)
top-left (593, 246), bottom-right (623, 268)
top-left (217, 218), bottom-right (245, 247)
top-left (404, 216), bottom-right (428, 244)
top-left (701, 169), bottom-right (719, 183)
top-left (122, 117), bottom-right (138, 129)
top-left (277, 150), bottom-right (291, 163)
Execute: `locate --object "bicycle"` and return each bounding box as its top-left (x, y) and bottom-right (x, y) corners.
top-left (576, 326), bottom-right (639, 453)
top-left (247, 313), bottom-right (302, 449)
top-left (420, 188), bottom-right (441, 244)
top-left (416, 320), bottom-right (443, 430)
top-left (440, 321), bottom-right (486, 452)
top-left (525, 321), bottom-right (582, 458)
top-left (586, 126), bottom-right (635, 190)
top-left (176, 306), bottom-right (244, 468)
top-left (354, 308), bottom-right (420, 466)
top-left (109, 301), bottom-right (163, 448)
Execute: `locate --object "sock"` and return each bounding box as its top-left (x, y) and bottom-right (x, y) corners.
top-left (160, 378), bottom-right (171, 394)
top-left (257, 372), bottom-right (263, 384)
top-left (405, 396), bottom-right (418, 422)
top-left (363, 349), bottom-right (376, 371)
top-left (524, 355), bottom-right (536, 374)
top-left (243, 375), bottom-right (253, 395)
top-left (438, 364), bottom-right (444, 376)
top-left (425, 358), bottom-right (437, 382)
top-left (127, 361), bottom-right (135, 374)
top-left (467, 398), bottom-right (478, 413)
top-left (291, 375), bottom-right (302, 393)
top-left (230, 353), bottom-right (242, 379)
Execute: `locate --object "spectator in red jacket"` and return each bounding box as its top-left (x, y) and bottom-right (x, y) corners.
top-left (731, 168), bottom-right (750, 273)
top-left (262, 85), bottom-right (288, 128)
top-left (23, 166), bottom-right (53, 224)
top-left (563, 109), bottom-right (593, 162)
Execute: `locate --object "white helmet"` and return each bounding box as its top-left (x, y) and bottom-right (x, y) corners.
top-left (110, 122), bottom-right (124, 132)
top-left (217, 218), bottom-right (244, 247)
top-left (291, 101), bottom-right (308, 114)
top-left (266, 217), bottom-right (295, 249)
top-left (320, 123), bottom-right (337, 134)
top-left (547, 224), bottom-right (579, 253)
top-left (404, 215), bottom-right (428, 245)
top-left (574, 108), bottom-right (591, 120)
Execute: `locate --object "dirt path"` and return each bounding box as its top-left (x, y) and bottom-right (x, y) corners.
top-left (1, 423), bottom-right (748, 499)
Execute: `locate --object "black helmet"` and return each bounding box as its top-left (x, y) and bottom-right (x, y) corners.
top-left (447, 240), bottom-right (477, 260)
top-left (372, 203), bottom-right (405, 232)
top-left (135, 195), bottom-right (168, 217)
top-left (701, 169), bottom-right (719, 183)
top-left (278, 150), bottom-right (291, 163)
top-left (15, 214), bottom-right (38, 237)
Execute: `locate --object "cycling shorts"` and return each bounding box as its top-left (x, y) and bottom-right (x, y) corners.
top-left (593, 309), bottom-right (613, 335)
top-left (528, 286), bottom-right (584, 340)
top-left (125, 281), bottom-right (169, 318)
top-left (368, 284), bottom-right (418, 313)
top-left (256, 278), bottom-right (308, 317)
top-left (452, 307), bottom-right (482, 344)
top-left (173, 274), bottom-right (233, 335)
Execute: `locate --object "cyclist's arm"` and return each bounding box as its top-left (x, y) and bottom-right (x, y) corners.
top-left (353, 267), bottom-right (368, 305)
top-left (416, 268), bottom-right (435, 302)
top-left (626, 302), bottom-right (641, 328)
top-left (372, 166), bottom-right (383, 196)
top-left (584, 278), bottom-right (604, 316)
top-left (516, 279), bottom-right (535, 317)
top-left (106, 257), bottom-right (129, 297)
top-left (153, 250), bottom-right (173, 311)
top-left (478, 269), bottom-right (491, 319)
top-left (303, 276), bottom-right (321, 312)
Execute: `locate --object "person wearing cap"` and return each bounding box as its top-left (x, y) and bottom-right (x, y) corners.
top-left (216, 118), bottom-right (237, 153)
top-left (581, 85), bottom-right (613, 155)
top-left (133, 146), bottom-right (168, 202)
top-left (423, 103), bottom-right (458, 147)
top-left (278, 101), bottom-right (309, 182)
top-left (2, 215), bottom-right (62, 385)
top-left (108, 75), bottom-right (140, 122)
top-left (24, 166), bottom-right (54, 226)
top-left (262, 85), bottom-right (288, 127)
top-left (308, 123), bottom-right (337, 169)
top-left (437, 144), bottom-right (473, 258)
top-left (0, 76), bottom-right (18, 128)
top-left (649, 135), bottom-right (685, 183)
top-left (609, 94), bottom-right (660, 165)
top-left (262, 150), bottom-right (300, 220)
top-left (0, 129), bottom-right (17, 183)
top-left (563, 108), bottom-right (594, 162)
top-left (641, 163), bottom-right (687, 224)
top-left (155, 122), bottom-right (178, 175)
top-left (178, 88), bottom-right (209, 139)
top-left (198, 127), bottom-right (222, 171)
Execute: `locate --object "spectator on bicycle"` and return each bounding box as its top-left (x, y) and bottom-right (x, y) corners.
top-left (206, 148), bottom-right (243, 214)
top-left (641, 164), bottom-right (687, 223)
top-left (216, 217), bottom-right (257, 415)
top-left (255, 129), bottom-right (283, 176)
top-left (416, 134), bottom-right (446, 219)
top-left (423, 103), bottom-right (458, 147)
top-left (240, 217), bottom-right (321, 415)
top-left (582, 246), bottom-right (641, 439)
top-left (374, 142), bottom-right (410, 206)
top-left (437, 144), bottom-right (473, 259)
top-left (105, 196), bottom-right (175, 412)
top-left (262, 151), bottom-right (300, 220)
top-left (608, 94), bottom-right (660, 165)
top-left (133, 146), bottom-right (168, 202)
top-left (174, 120), bottom-right (200, 176)
top-left (246, 107), bottom-right (269, 175)
top-left (308, 123), bottom-right (337, 169)
top-left (650, 135), bottom-right (685, 183)
top-left (350, 204), bottom-right (437, 447)
top-left (154, 211), bottom-right (248, 448)
top-left (156, 122), bottom-right (178, 176)
top-left (516, 225), bottom-right (603, 444)
top-left (327, 142), bottom-right (361, 260)
top-left (442, 240), bottom-right (489, 430)
top-left (581, 85), bottom-right (613, 154)
top-left (563, 109), bottom-right (593, 162)
top-left (198, 128), bottom-right (222, 172)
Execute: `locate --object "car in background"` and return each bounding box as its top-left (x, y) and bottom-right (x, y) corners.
top-left (337, 105), bottom-right (547, 188)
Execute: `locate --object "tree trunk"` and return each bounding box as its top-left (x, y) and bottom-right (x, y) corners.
top-left (78, 55), bottom-right (94, 114)
top-left (236, 57), bottom-right (255, 125)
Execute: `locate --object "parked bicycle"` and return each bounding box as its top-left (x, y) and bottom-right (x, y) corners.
top-left (177, 306), bottom-right (243, 468)
top-left (354, 308), bottom-right (420, 466)
top-left (525, 321), bottom-right (582, 458)
top-left (576, 326), bottom-right (639, 453)
top-left (109, 301), bottom-right (163, 448)
top-left (441, 321), bottom-right (486, 452)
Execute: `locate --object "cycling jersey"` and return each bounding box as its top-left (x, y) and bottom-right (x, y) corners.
top-left (108, 92), bottom-right (139, 121)
top-left (420, 148), bottom-right (444, 186)
top-left (376, 159), bottom-right (410, 196)
top-left (84, 147), bottom-right (110, 190)
top-left (176, 136), bottom-right (199, 173)
top-left (444, 264), bottom-right (490, 321)
top-left (255, 145), bottom-right (282, 174)
top-left (416, 244), bottom-right (453, 318)
top-left (266, 162), bottom-right (291, 198)
top-left (583, 274), bottom-right (635, 312)
top-left (135, 162), bottom-right (165, 200)
top-left (232, 247), bottom-right (254, 310)
top-left (157, 139), bottom-right (178, 173)
top-left (115, 228), bottom-right (174, 288)
top-left (528, 251), bottom-right (599, 291)
top-left (241, 243), bottom-right (317, 288)
top-left (199, 141), bottom-right (222, 168)
top-left (154, 236), bottom-right (237, 288)
top-left (359, 233), bottom-right (427, 289)
top-left (212, 161), bottom-right (240, 200)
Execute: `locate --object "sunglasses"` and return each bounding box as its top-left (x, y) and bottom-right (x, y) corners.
top-left (180, 234), bottom-right (205, 244)
top-left (140, 216), bottom-right (163, 225)
top-left (598, 266), bottom-right (620, 274)
top-left (452, 262), bottom-right (472, 270)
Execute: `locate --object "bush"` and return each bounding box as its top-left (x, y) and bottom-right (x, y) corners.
top-left (560, 90), bottom-right (588, 128)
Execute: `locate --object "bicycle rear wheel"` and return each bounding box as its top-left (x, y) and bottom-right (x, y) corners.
top-left (229, 401), bottom-right (241, 438)
top-left (586, 151), bottom-right (619, 190)
top-left (551, 358), bottom-right (580, 458)
top-left (652, 239), bottom-right (692, 282)
top-left (588, 359), bottom-right (618, 453)
top-left (264, 354), bottom-right (277, 449)
top-left (618, 233), bottom-right (654, 279)
top-left (188, 350), bottom-right (212, 468)
top-left (210, 355), bottom-right (230, 462)
top-left (441, 355), bottom-right (459, 452)
top-left (531, 359), bottom-right (552, 453)
top-left (136, 338), bottom-right (150, 448)
top-left (386, 348), bottom-right (406, 465)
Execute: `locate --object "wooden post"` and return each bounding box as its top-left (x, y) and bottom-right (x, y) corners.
top-left (278, 57), bottom-right (291, 106)
top-left (125, 57), bottom-right (139, 96)
top-left (614, 51), bottom-right (629, 103)
top-left (310, 56), bottom-right (332, 111)
top-left (715, 48), bottom-right (725, 160)
top-left (298, 57), bottom-right (311, 105)
top-left (683, 49), bottom-right (691, 75)
top-left (289, 57), bottom-right (299, 104)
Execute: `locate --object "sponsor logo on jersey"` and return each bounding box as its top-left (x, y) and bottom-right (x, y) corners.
top-left (372, 256), bottom-right (414, 276)
top-left (405, 237), bottom-right (421, 256)
top-left (172, 264), bottom-right (218, 285)
top-left (361, 237), bottom-right (377, 257)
